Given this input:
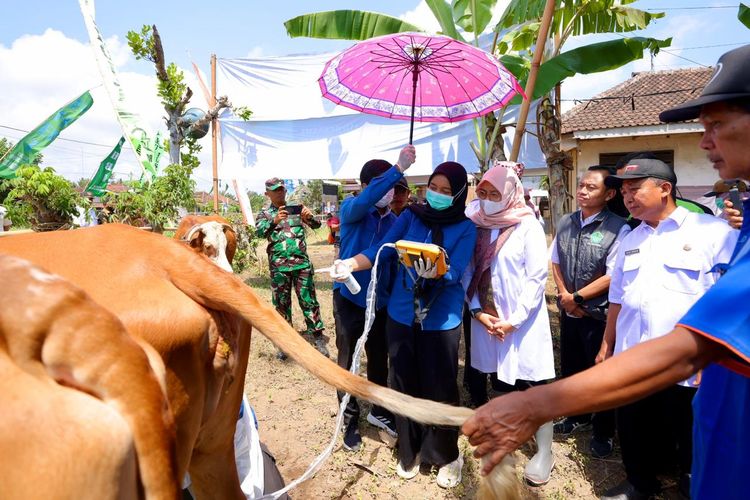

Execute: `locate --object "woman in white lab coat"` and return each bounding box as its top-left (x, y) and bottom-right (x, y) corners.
top-left (463, 162), bottom-right (555, 486)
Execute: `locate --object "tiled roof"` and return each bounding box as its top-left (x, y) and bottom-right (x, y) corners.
top-left (561, 67), bottom-right (713, 134)
top-left (194, 191), bottom-right (238, 206)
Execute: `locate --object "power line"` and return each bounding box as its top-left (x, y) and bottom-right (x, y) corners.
top-left (609, 32), bottom-right (711, 67)
top-left (659, 49), bottom-right (711, 67)
top-left (0, 124), bottom-right (120, 148)
top-left (562, 86), bottom-right (705, 109)
top-left (646, 5), bottom-right (737, 10)
top-left (671, 42), bottom-right (749, 51)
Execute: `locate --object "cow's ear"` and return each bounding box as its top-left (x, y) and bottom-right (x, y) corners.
top-left (189, 230), bottom-right (204, 249)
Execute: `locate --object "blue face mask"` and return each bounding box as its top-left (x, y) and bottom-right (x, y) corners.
top-left (426, 189), bottom-right (454, 211)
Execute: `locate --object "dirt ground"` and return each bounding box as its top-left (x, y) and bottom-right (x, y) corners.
top-left (241, 232), bottom-right (684, 499)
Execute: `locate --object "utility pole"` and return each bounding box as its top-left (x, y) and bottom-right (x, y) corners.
top-left (510, 0), bottom-right (556, 162)
top-left (211, 54), bottom-right (219, 213)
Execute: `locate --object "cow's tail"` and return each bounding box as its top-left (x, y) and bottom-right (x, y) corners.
top-left (167, 262), bottom-right (518, 499)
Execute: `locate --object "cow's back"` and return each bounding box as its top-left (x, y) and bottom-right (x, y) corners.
top-left (0, 225), bottom-right (208, 328)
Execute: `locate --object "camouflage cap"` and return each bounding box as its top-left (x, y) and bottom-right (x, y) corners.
top-left (265, 177), bottom-right (284, 191)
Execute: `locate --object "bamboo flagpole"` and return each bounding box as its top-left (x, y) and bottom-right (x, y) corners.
top-left (509, 0), bottom-right (556, 162)
top-left (211, 54), bottom-right (219, 213)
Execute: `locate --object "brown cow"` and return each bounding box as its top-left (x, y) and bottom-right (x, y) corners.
top-left (0, 224), bottom-right (516, 499)
top-left (174, 214), bottom-right (236, 273)
top-left (0, 254), bottom-right (178, 500)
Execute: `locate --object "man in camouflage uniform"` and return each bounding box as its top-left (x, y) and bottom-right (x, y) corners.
top-left (256, 177), bottom-right (329, 359)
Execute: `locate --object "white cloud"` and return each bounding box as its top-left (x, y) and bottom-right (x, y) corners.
top-left (245, 46), bottom-right (264, 58)
top-left (399, 1), bottom-right (442, 33)
top-left (0, 29), bottom-right (215, 188)
top-left (399, 0), bottom-right (512, 37)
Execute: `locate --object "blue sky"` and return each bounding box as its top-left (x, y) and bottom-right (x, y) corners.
top-left (0, 1), bottom-right (748, 189)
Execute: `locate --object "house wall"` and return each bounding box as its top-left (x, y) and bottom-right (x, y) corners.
top-left (572, 132), bottom-right (713, 187)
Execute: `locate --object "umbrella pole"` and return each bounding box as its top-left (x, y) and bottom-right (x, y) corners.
top-left (510, 0), bottom-right (556, 162)
top-left (409, 64), bottom-right (418, 144)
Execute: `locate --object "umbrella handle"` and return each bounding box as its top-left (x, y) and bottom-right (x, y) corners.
top-left (409, 64), bottom-right (418, 144)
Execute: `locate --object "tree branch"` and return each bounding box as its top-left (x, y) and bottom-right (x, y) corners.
top-left (184, 96), bottom-right (231, 137)
top-left (178, 87), bottom-right (194, 111)
top-left (151, 25), bottom-right (169, 82)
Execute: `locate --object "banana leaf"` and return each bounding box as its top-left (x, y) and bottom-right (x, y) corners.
top-left (497, 0), bottom-right (663, 38)
top-left (739, 3), bottom-right (750, 30)
top-left (284, 10), bottom-right (422, 40)
top-left (501, 36), bottom-right (672, 104)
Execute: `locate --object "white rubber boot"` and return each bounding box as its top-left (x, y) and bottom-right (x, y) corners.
top-left (524, 421), bottom-right (555, 486)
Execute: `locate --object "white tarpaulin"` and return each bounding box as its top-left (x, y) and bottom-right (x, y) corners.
top-left (217, 53), bottom-right (544, 191)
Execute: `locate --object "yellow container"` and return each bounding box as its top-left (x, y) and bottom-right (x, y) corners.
top-left (394, 240), bottom-right (449, 277)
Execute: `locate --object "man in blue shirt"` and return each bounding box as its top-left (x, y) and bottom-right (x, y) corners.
top-left (334, 145), bottom-right (415, 451)
top-left (462, 44), bottom-right (750, 500)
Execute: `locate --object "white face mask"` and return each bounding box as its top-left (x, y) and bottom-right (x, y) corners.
top-left (375, 189), bottom-right (394, 208)
top-left (480, 199), bottom-right (505, 215)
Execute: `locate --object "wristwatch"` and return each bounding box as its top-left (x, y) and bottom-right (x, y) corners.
top-left (470, 308), bottom-right (482, 318)
top-left (573, 292), bottom-right (584, 305)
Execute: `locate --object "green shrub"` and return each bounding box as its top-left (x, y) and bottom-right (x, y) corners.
top-left (224, 212), bottom-right (266, 275)
top-left (5, 165), bottom-right (88, 230)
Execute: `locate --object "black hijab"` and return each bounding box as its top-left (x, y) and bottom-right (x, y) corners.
top-left (408, 161), bottom-right (469, 246)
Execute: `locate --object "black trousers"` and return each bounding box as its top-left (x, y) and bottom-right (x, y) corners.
top-left (261, 442), bottom-right (290, 500)
top-left (617, 384), bottom-right (696, 494)
top-left (332, 289), bottom-right (392, 423)
top-left (559, 313), bottom-right (615, 440)
top-left (387, 317), bottom-right (461, 468)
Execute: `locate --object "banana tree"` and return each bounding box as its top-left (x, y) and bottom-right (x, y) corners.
top-left (739, 2), bottom-right (750, 29)
top-left (284, 2), bottom-right (667, 191)
top-left (495, 0), bottom-right (666, 229)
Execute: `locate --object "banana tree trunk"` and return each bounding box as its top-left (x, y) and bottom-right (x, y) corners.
top-left (536, 96), bottom-right (572, 232)
top-left (485, 113), bottom-right (507, 166)
top-left (547, 153), bottom-right (571, 231)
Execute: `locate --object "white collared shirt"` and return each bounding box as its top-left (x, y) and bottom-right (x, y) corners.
top-left (609, 206), bottom-right (738, 386)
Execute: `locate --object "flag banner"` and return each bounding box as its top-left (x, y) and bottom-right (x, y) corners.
top-left (232, 178), bottom-right (255, 226)
top-left (0, 91), bottom-right (94, 179)
top-left (85, 136), bottom-right (125, 196)
top-left (78, 0), bottom-right (161, 179)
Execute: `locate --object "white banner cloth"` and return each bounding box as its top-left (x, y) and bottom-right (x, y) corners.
top-left (217, 53), bottom-right (544, 191)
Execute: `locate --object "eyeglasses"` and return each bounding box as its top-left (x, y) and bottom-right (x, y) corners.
top-left (475, 188), bottom-right (502, 201)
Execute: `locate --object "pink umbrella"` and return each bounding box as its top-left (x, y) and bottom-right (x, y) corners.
top-left (319, 32), bottom-right (524, 143)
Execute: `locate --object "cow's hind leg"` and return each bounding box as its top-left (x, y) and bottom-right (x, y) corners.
top-left (187, 441), bottom-right (245, 500)
top-left (187, 318), bottom-right (251, 500)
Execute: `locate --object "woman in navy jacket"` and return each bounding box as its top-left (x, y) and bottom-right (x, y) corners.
top-left (334, 161), bottom-right (476, 488)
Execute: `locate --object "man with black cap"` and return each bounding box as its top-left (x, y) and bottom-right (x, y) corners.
top-left (390, 177), bottom-right (410, 215)
top-left (256, 177), bottom-right (328, 359)
top-left (594, 158), bottom-right (737, 498)
top-left (462, 44), bottom-right (750, 500)
top-left (334, 144), bottom-right (416, 451)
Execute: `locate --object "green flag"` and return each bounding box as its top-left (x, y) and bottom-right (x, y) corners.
top-left (85, 136), bottom-right (125, 196)
top-left (0, 91), bottom-right (94, 179)
top-left (79, 0), bottom-right (162, 179)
